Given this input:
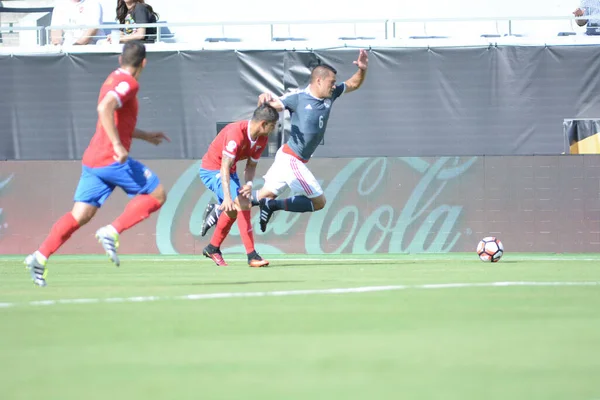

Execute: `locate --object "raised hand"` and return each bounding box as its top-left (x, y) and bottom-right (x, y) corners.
top-left (353, 49), bottom-right (369, 71)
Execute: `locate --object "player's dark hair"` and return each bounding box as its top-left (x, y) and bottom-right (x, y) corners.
top-left (310, 64), bottom-right (337, 82)
top-left (252, 103), bottom-right (279, 123)
top-left (121, 41), bottom-right (146, 68)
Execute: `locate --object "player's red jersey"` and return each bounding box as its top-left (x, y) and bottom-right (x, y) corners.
top-left (201, 120), bottom-right (268, 173)
top-left (82, 69), bottom-right (140, 168)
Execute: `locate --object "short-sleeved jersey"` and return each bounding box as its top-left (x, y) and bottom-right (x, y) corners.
top-left (82, 69), bottom-right (139, 168)
top-left (280, 83), bottom-right (345, 161)
top-left (201, 120), bottom-right (268, 174)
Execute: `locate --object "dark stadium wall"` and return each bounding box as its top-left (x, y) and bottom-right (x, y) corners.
top-left (2, 46), bottom-right (600, 160)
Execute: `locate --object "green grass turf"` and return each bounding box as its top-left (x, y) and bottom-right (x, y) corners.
top-left (1, 253), bottom-right (599, 400)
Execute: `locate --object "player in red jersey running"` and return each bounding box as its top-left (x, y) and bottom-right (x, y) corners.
top-left (24, 41), bottom-right (170, 287)
top-left (199, 104), bottom-right (279, 267)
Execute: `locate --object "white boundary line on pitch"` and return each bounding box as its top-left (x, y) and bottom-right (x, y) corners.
top-left (140, 257), bottom-right (600, 262)
top-left (0, 281), bottom-right (598, 309)
top-left (3, 256), bottom-right (600, 262)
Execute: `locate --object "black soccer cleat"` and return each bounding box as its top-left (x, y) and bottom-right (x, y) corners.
top-left (202, 245), bottom-right (228, 266)
top-left (201, 203), bottom-right (219, 237)
top-left (259, 198), bottom-right (274, 233)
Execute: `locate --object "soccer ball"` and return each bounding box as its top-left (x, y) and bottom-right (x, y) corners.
top-left (476, 237), bottom-right (504, 262)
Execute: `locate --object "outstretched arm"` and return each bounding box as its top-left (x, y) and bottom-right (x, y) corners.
top-left (344, 49), bottom-right (369, 94)
top-left (133, 129), bottom-right (171, 145)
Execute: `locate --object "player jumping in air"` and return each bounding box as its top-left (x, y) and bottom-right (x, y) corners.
top-left (24, 41), bottom-right (170, 286)
top-left (200, 49), bottom-right (368, 236)
top-left (200, 104), bottom-right (279, 267)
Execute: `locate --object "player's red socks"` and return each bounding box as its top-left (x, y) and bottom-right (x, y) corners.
top-left (112, 195), bottom-right (162, 234)
top-left (210, 212), bottom-right (236, 248)
top-left (237, 210), bottom-right (255, 253)
top-left (38, 212), bottom-right (80, 259)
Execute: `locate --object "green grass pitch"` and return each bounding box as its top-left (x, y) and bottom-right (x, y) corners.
top-left (1, 253), bottom-right (599, 400)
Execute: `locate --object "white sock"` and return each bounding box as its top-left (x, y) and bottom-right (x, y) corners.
top-left (106, 225), bottom-right (118, 235)
top-left (35, 251), bottom-right (47, 263)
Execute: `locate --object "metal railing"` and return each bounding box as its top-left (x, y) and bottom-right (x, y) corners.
top-left (2, 14), bottom-right (600, 47)
top-left (42, 19), bottom-right (392, 43)
top-left (0, 25), bottom-right (44, 45)
top-left (388, 15), bottom-right (593, 37)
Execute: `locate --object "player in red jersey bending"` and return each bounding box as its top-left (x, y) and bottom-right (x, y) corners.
top-left (24, 41), bottom-right (170, 287)
top-left (199, 104), bottom-right (279, 267)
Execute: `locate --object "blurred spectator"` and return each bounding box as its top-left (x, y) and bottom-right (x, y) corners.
top-left (573, 1), bottom-right (600, 35)
top-left (111, 0), bottom-right (159, 43)
top-left (51, 0), bottom-right (105, 45)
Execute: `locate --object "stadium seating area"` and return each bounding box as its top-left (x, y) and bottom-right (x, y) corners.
top-left (0, 0), bottom-right (596, 49)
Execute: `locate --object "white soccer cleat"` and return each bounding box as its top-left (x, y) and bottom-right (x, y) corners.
top-left (95, 225), bottom-right (120, 266)
top-left (24, 251), bottom-right (48, 287)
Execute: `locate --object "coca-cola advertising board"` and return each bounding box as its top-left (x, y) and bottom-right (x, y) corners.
top-left (1, 156), bottom-right (598, 254)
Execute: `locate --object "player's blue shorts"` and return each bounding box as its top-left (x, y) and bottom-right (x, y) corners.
top-left (74, 158), bottom-right (160, 207)
top-left (199, 168), bottom-right (241, 204)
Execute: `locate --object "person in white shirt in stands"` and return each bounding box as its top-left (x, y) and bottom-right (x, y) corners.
top-left (51, 0), bottom-right (105, 45)
top-left (574, 0), bottom-right (600, 35)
